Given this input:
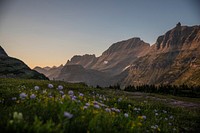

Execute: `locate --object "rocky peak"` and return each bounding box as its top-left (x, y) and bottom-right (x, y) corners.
top-left (102, 37), bottom-right (150, 55)
top-left (0, 46), bottom-right (8, 57)
top-left (66, 54), bottom-right (97, 68)
top-left (156, 23), bottom-right (200, 50)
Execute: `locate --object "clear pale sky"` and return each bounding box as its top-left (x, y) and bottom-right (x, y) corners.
top-left (0, 0), bottom-right (199, 68)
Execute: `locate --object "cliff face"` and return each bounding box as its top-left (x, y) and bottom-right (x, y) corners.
top-left (66, 54), bottom-right (97, 68)
top-left (0, 46), bottom-right (48, 80)
top-left (123, 24), bottom-right (200, 86)
top-left (91, 37), bottom-right (150, 75)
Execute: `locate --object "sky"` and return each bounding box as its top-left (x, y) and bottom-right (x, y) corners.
top-left (0, 0), bottom-right (199, 68)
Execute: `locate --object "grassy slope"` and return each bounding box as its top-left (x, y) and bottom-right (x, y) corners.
top-left (0, 78), bottom-right (199, 132)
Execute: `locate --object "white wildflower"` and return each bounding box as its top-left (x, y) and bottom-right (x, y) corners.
top-left (19, 93), bottom-right (27, 99)
top-left (34, 86), bottom-right (40, 91)
top-left (124, 113), bottom-right (129, 117)
top-left (64, 112), bottom-right (73, 119)
top-left (94, 104), bottom-right (100, 109)
top-left (30, 94), bottom-right (36, 99)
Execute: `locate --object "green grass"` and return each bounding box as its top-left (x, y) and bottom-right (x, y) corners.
top-left (0, 78), bottom-right (199, 133)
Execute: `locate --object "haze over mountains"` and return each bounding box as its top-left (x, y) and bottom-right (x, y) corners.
top-left (32, 23), bottom-right (200, 87)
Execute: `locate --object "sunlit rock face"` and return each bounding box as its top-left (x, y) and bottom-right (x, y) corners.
top-left (123, 24), bottom-right (200, 86)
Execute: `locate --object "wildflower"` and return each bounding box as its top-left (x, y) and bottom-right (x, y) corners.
top-left (79, 93), bottom-right (84, 97)
top-left (64, 112), bottom-right (73, 119)
top-left (48, 84), bottom-right (54, 89)
top-left (59, 91), bottom-right (64, 95)
top-left (173, 128), bottom-right (176, 131)
top-left (12, 97), bottom-right (17, 101)
top-left (124, 113), bottom-right (129, 117)
top-left (94, 104), bottom-right (100, 109)
top-left (13, 112), bottom-right (23, 122)
top-left (58, 85), bottom-right (63, 90)
top-left (155, 113), bottom-right (158, 116)
top-left (165, 117), bottom-right (168, 121)
top-left (34, 86), bottom-right (40, 91)
top-left (68, 90), bottom-right (74, 96)
top-left (105, 108), bottom-right (111, 113)
top-left (85, 103), bottom-right (90, 106)
top-left (163, 110), bottom-right (167, 113)
top-left (168, 122), bottom-right (172, 126)
top-left (19, 93), bottom-right (27, 99)
top-left (42, 90), bottom-right (47, 94)
top-left (93, 101), bottom-right (98, 105)
top-left (83, 106), bottom-right (88, 110)
top-left (154, 109), bottom-right (158, 112)
top-left (142, 115), bottom-right (147, 119)
top-left (62, 95), bottom-right (66, 99)
top-left (118, 97), bottom-right (122, 102)
top-left (30, 94), bottom-right (36, 99)
top-left (111, 108), bottom-right (120, 113)
top-left (151, 125), bottom-right (156, 129)
top-left (169, 115), bottom-right (173, 119)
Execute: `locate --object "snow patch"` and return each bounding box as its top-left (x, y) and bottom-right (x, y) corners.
top-left (122, 65), bottom-right (130, 71)
top-left (103, 61), bottom-right (108, 64)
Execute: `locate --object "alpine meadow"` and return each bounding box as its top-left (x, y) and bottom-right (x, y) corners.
top-left (0, 0), bottom-right (200, 133)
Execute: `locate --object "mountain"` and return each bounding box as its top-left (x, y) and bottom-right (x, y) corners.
top-left (56, 65), bottom-right (112, 86)
top-left (0, 46), bottom-right (48, 80)
top-left (0, 46), bottom-right (8, 57)
top-left (123, 23), bottom-right (200, 86)
top-left (66, 54), bottom-right (97, 68)
top-left (91, 37), bottom-right (150, 75)
top-left (34, 65), bottom-right (64, 80)
top-left (34, 23), bottom-right (200, 87)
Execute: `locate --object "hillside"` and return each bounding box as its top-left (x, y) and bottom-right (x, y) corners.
top-left (0, 46), bottom-right (48, 80)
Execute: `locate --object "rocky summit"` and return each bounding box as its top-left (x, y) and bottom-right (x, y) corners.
top-left (0, 46), bottom-right (48, 80)
top-left (35, 23), bottom-right (200, 87)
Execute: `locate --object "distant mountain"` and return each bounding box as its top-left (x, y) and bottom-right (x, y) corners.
top-left (34, 65), bottom-right (63, 80)
top-left (66, 54), bottom-right (97, 68)
top-left (34, 23), bottom-right (200, 87)
top-left (56, 65), bottom-right (113, 86)
top-left (0, 46), bottom-right (48, 80)
top-left (91, 37), bottom-right (150, 75)
top-left (123, 23), bottom-right (200, 86)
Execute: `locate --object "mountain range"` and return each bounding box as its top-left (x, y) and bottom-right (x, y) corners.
top-left (34, 23), bottom-right (200, 87)
top-left (0, 46), bottom-right (48, 80)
